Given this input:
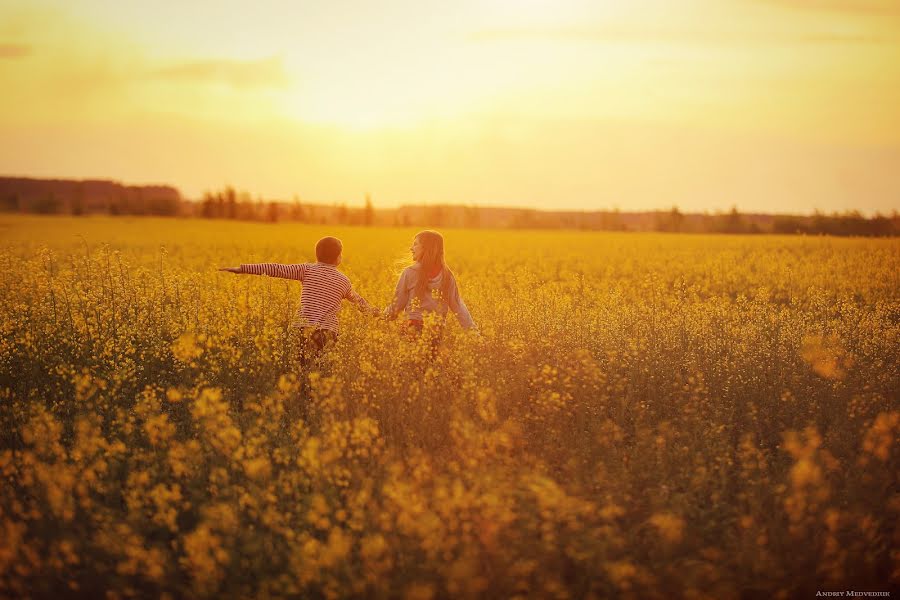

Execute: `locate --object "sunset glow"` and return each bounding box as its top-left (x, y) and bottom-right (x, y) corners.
top-left (1, 0), bottom-right (899, 213)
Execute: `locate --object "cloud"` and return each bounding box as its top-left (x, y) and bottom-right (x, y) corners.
top-left (754, 0), bottom-right (900, 16)
top-left (0, 43), bottom-right (30, 58)
top-left (797, 32), bottom-right (885, 44)
top-left (148, 56), bottom-right (289, 89)
top-left (467, 26), bottom-right (888, 46)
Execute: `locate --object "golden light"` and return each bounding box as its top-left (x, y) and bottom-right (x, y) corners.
top-left (0, 0), bottom-right (897, 212)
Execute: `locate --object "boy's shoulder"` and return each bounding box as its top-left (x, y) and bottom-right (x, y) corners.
top-left (331, 266), bottom-right (353, 285)
top-left (309, 262), bottom-right (351, 282)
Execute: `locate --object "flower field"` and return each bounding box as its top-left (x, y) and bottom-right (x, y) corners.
top-left (1, 215), bottom-right (898, 598)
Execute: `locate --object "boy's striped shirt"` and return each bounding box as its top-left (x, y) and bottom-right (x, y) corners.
top-left (239, 262), bottom-right (371, 332)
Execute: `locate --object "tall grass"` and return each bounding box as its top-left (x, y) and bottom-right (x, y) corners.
top-left (1, 216), bottom-right (898, 598)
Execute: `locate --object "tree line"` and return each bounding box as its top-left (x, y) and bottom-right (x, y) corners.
top-left (2, 178), bottom-right (897, 236)
top-left (195, 187), bottom-right (376, 226)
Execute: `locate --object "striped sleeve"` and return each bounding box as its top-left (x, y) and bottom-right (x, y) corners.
top-left (240, 263), bottom-right (307, 281)
top-left (345, 285), bottom-right (374, 312)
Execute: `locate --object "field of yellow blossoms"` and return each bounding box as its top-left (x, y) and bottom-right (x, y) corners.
top-left (1, 215), bottom-right (898, 599)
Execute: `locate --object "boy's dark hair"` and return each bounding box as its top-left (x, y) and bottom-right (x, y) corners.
top-left (315, 237), bottom-right (342, 264)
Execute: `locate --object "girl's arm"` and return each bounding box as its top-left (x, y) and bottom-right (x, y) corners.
top-left (447, 274), bottom-right (476, 330)
top-left (383, 269), bottom-right (413, 320)
top-left (224, 263), bottom-right (308, 281)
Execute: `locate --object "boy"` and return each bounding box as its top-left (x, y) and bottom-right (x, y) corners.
top-left (219, 236), bottom-right (376, 367)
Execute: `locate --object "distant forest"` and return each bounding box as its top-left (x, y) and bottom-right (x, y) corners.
top-left (2, 177), bottom-right (897, 236)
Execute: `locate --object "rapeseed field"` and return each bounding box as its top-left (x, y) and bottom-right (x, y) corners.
top-left (1, 216), bottom-right (897, 598)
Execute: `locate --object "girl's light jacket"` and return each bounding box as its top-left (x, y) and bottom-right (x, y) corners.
top-left (385, 265), bottom-right (475, 329)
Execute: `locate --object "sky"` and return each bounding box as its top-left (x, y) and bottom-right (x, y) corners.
top-left (1, 0), bottom-right (899, 214)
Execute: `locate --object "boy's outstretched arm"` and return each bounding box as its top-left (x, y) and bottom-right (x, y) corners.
top-left (219, 263), bottom-right (307, 281)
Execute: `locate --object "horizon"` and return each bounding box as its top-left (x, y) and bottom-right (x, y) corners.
top-left (2, 173), bottom-right (899, 218)
top-left (1, 0), bottom-right (899, 214)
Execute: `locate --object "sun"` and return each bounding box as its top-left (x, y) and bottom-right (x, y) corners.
top-left (481, 0), bottom-right (629, 27)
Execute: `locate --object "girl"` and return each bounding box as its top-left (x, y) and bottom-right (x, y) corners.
top-left (383, 230), bottom-right (476, 336)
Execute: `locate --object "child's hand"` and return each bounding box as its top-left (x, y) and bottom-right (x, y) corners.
top-left (218, 267), bottom-right (241, 273)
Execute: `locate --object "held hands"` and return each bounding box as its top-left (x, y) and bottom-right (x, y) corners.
top-left (218, 267), bottom-right (241, 274)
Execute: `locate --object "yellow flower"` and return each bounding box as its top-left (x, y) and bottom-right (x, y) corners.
top-left (800, 334), bottom-right (853, 380)
top-left (789, 459), bottom-right (821, 488)
top-left (360, 534), bottom-right (387, 561)
top-left (171, 333), bottom-right (204, 363)
top-left (181, 524), bottom-right (227, 592)
top-left (243, 456), bottom-right (272, 481)
top-left (144, 413), bottom-right (175, 447)
top-left (475, 387), bottom-right (498, 424)
top-left (605, 560), bottom-right (637, 590)
top-left (649, 512), bottom-right (685, 544)
top-left (861, 411), bottom-right (899, 461)
top-left (320, 528), bottom-right (352, 569)
top-left (404, 582), bottom-right (436, 600)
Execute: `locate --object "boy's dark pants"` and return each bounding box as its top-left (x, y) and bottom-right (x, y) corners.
top-left (288, 326), bottom-right (337, 420)
top-left (292, 326), bottom-right (337, 368)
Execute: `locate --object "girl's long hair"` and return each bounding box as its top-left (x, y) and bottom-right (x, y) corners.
top-left (414, 230), bottom-right (454, 302)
